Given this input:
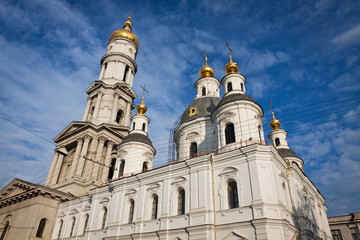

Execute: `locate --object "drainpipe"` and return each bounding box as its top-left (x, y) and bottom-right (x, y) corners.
top-left (239, 148), bottom-right (257, 240)
top-left (210, 153), bottom-right (217, 240)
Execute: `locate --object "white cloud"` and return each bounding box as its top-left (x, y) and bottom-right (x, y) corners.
top-left (331, 23), bottom-right (360, 48)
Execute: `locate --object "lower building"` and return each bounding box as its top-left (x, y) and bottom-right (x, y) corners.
top-left (0, 179), bottom-right (73, 240)
top-left (328, 212), bottom-right (360, 240)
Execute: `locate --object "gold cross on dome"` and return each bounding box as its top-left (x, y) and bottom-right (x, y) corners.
top-left (226, 42), bottom-right (233, 55)
top-left (269, 101), bottom-right (274, 113)
top-left (140, 84), bottom-right (148, 98)
top-left (202, 48), bottom-right (208, 64)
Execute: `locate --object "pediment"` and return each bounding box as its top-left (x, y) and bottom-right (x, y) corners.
top-left (0, 178), bottom-right (73, 208)
top-left (0, 180), bottom-right (32, 201)
top-left (223, 231), bottom-right (247, 240)
top-left (53, 121), bottom-right (128, 143)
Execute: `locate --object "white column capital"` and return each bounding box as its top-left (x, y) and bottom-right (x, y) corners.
top-left (98, 136), bottom-right (107, 143)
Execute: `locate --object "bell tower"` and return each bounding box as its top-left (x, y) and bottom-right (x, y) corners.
top-left (45, 17), bottom-right (139, 196)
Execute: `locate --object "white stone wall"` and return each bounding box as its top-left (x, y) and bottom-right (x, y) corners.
top-left (194, 77), bottom-right (220, 99)
top-left (175, 117), bottom-right (217, 161)
top-left (213, 101), bottom-right (264, 151)
top-left (53, 144), bottom-right (332, 240)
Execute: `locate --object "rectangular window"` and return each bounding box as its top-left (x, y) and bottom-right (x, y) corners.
top-left (351, 228), bottom-right (360, 240)
top-left (331, 229), bottom-right (343, 240)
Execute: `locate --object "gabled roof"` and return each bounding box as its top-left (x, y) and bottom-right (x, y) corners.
top-left (53, 121), bottom-right (129, 143)
top-left (0, 178), bottom-right (74, 208)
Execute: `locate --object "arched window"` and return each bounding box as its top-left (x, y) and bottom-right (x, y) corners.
top-left (101, 207), bottom-right (107, 229)
top-left (190, 142), bottom-right (197, 158)
top-left (70, 217), bottom-right (76, 237)
top-left (275, 138), bottom-right (280, 146)
top-left (108, 158), bottom-right (116, 180)
top-left (116, 110), bottom-right (123, 124)
top-left (142, 162), bottom-right (148, 172)
top-left (227, 82), bottom-right (233, 92)
top-left (104, 62), bottom-right (108, 70)
top-left (151, 195), bottom-right (159, 219)
top-left (258, 125), bottom-right (262, 144)
top-left (142, 123), bottom-right (146, 131)
top-left (225, 123), bottom-right (236, 144)
top-left (123, 65), bottom-right (130, 81)
top-left (132, 122), bottom-right (136, 130)
top-left (119, 160), bottom-right (125, 177)
top-left (241, 83), bottom-right (244, 91)
top-left (0, 221), bottom-right (9, 240)
top-left (36, 218), bottom-right (46, 238)
top-left (88, 106), bottom-right (95, 120)
top-left (227, 180), bottom-right (239, 209)
top-left (177, 188), bottom-right (185, 215)
top-left (57, 220), bottom-right (63, 239)
top-left (202, 87), bottom-right (206, 96)
top-left (128, 199), bottom-right (135, 223)
top-left (83, 214), bottom-right (89, 234)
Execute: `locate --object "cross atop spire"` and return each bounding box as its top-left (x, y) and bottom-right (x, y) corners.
top-left (202, 48), bottom-right (208, 65)
top-left (140, 84), bottom-right (148, 99)
top-left (225, 42), bottom-right (233, 62)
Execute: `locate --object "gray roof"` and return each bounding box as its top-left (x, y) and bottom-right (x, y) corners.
top-left (180, 96), bottom-right (221, 124)
top-left (277, 148), bottom-right (300, 159)
top-left (214, 93), bottom-right (263, 113)
top-left (120, 133), bottom-right (154, 149)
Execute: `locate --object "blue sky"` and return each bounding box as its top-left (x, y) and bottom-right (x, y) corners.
top-left (0, 0), bottom-right (359, 216)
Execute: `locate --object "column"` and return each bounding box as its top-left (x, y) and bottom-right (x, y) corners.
top-left (110, 93), bottom-right (120, 123)
top-left (129, 70), bottom-right (134, 86)
top-left (76, 135), bottom-right (92, 177)
top-left (82, 97), bottom-right (92, 121)
top-left (124, 103), bottom-right (131, 127)
top-left (101, 141), bottom-right (115, 182)
top-left (93, 91), bottom-right (103, 119)
top-left (82, 138), bottom-right (99, 180)
top-left (68, 138), bottom-right (83, 179)
top-left (91, 136), bottom-right (107, 180)
top-left (99, 64), bottom-right (105, 80)
top-left (45, 151), bottom-right (59, 186)
top-left (51, 153), bottom-right (65, 185)
top-left (125, 68), bottom-right (132, 84)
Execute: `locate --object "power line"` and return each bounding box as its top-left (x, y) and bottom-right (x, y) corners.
top-left (0, 115), bottom-right (55, 145)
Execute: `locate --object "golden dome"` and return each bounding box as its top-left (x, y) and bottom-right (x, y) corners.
top-left (136, 96), bottom-right (147, 115)
top-left (225, 54), bottom-right (239, 74)
top-left (199, 55), bottom-right (214, 78)
top-left (269, 102), bottom-right (281, 131)
top-left (109, 16), bottom-right (139, 49)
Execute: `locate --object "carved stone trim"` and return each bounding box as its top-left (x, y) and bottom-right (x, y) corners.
top-left (100, 52), bottom-right (138, 73)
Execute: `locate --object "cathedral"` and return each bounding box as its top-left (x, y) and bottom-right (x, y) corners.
top-left (0, 17), bottom-right (332, 240)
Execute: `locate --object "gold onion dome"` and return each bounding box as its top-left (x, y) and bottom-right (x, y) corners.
top-left (225, 54), bottom-right (239, 74)
top-left (199, 56), bottom-right (214, 78)
top-left (109, 16), bottom-right (139, 49)
top-left (270, 110), bottom-right (281, 131)
top-left (136, 97), bottom-right (147, 115)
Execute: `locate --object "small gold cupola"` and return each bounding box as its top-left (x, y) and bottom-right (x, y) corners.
top-left (269, 101), bottom-right (281, 131)
top-left (224, 42), bottom-right (239, 74)
top-left (136, 96), bottom-right (147, 115)
top-left (199, 49), bottom-right (215, 78)
top-left (109, 16), bottom-right (139, 49)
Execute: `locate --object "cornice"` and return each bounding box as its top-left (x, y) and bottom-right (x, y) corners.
top-left (0, 181), bottom-right (73, 208)
top-left (100, 52), bottom-right (137, 73)
top-left (86, 81), bottom-right (136, 99)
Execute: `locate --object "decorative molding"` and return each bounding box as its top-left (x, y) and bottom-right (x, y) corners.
top-left (185, 132), bottom-right (200, 141)
top-left (125, 189), bottom-right (137, 199)
top-left (69, 208), bottom-right (79, 215)
top-left (82, 205), bottom-right (91, 211)
top-left (100, 52), bottom-right (138, 73)
top-left (171, 177), bottom-right (187, 189)
top-left (146, 183), bottom-right (160, 194)
top-left (99, 197), bottom-right (110, 205)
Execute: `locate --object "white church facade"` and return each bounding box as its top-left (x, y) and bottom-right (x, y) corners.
top-left (0, 17), bottom-right (332, 240)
